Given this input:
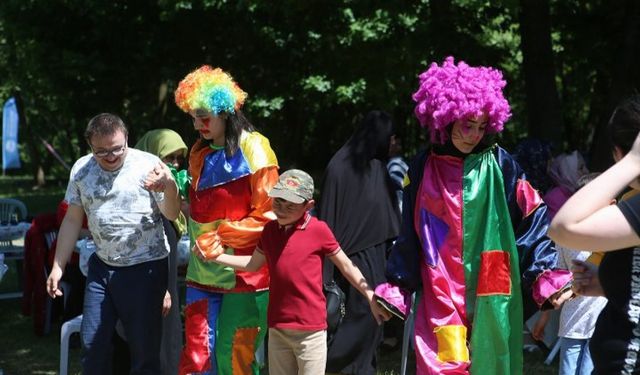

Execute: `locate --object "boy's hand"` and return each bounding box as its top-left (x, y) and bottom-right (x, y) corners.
top-left (368, 295), bottom-right (392, 325)
top-left (193, 232), bottom-right (225, 261)
top-left (571, 259), bottom-right (604, 297)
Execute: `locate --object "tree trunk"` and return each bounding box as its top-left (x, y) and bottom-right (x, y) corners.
top-left (520, 0), bottom-right (563, 148)
top-left (430, 0), bottom-right (456, 57)
top-left (588, 0), bottom-right (640, 171)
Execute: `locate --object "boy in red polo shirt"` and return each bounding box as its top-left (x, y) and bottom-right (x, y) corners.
top-left (202, 169), bottom-right (390, 374)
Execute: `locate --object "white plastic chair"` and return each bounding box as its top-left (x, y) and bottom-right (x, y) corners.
top-left (59, 240), bottom-right (92, 375)
top-left (0, 198), bottom-right (28, 256)
top-left (0, 198), bottom-right (27, 224)
top-left (0, 198), bottom-right (28, 299)
top-left (59, 314), bottom-right (83, 375)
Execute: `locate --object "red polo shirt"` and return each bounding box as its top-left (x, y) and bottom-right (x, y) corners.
top-left (257, 212), bottom-right (340, 330)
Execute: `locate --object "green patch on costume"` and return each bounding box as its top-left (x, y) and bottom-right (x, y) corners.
top-left (462, 148), bottom-right (523, 375)
top-left (216, 291), bottom-right (269, 375)
top-left (187, 219), bottom-right (237, 289)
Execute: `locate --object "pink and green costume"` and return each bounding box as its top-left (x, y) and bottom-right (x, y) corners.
top-left (375, 57), bottom-right (571, 374)
top-left (377, 146), bottom-right (570, 374)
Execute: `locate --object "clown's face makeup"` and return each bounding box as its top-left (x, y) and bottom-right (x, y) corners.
top-left (190, 110), bottom-right (226, 145)
top-left (451, 115), bottom-right (488, 154)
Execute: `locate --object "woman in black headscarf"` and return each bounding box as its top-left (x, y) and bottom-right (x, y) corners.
top-left (319, 110), bottom-right (401, 375)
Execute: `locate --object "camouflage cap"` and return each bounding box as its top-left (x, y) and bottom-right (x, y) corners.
top-left (268, 169), bottom-right (314, 204)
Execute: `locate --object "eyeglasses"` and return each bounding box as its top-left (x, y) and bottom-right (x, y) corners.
top-left (92, 145), bottom-right (127, 158)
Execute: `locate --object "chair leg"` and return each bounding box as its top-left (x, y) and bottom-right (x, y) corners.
top-left (60, 315), bottom-right (83, 375)
top-left (60, 323), bottom-right (71, 375)
top-left (15, 258), bottom-right (24, 291)
top-left (400, 292), bottom-right (417, 375)
top-left (544, 339), bottom-right (562, 365)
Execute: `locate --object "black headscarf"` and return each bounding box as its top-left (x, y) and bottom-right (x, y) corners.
top-left (318, 110), bottom-right (401, 255)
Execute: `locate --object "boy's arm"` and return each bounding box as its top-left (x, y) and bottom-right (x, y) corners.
top-left (329, 248), bottom-right (391, 324)
top-left (212, 248), bottom-right (266, 272)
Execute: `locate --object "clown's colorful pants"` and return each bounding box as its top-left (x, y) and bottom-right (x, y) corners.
top-left (179, 287), bottom-right (268, 375)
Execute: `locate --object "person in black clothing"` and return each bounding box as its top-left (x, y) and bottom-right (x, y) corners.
top-left (318, 110), bottom-right (401, 375)
top-left (549, 95), bottom-right (640, 374)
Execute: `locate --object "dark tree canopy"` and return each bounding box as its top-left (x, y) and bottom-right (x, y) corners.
top-left (1, 0), bottom-right (639, 183)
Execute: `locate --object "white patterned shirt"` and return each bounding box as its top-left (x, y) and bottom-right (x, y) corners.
top-left (65, 148), bottom-right (169, 266)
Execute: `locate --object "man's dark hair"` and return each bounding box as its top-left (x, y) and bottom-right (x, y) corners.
top-left (85, 113), bottom-right (128, 144)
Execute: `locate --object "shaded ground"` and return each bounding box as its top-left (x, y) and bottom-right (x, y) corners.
top-left (0, 281), bottom-right (557, 375)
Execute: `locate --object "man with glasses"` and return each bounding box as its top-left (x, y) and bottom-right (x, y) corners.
top-left (47, 113), bottom-right (181, 374)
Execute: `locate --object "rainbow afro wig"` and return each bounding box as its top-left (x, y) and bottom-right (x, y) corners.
top-left (412, 56), bottom-right (512, 144)
top-left (174, 65), bottom-right (247, 115)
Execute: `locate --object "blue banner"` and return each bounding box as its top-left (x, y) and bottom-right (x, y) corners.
top-left (2, 97), bottom-right (21, 170)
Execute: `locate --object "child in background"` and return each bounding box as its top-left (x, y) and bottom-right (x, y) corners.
top-left (201, 169), bottom-right (391, 374)
top-left (533, 172), bottom-right (608, 375)
top-left (544, 151), bottom-right (589, 219)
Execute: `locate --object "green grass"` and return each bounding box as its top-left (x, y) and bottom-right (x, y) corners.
top-left (0, 297), bottom-right (82, 375)
top-left (0, 175), bottom-right (66, 216)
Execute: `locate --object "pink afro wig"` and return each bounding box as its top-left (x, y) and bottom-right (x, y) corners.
top-left (412, 56), bottom-right (512, 144)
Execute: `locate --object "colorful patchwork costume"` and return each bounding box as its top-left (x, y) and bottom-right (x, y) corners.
top-left (175, 66), bottom-right (279, 375)
top-left (375, 57), bottom-right (571, 374)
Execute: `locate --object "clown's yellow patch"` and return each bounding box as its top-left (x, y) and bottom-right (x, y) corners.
top-left (434, 325), bottom-right (469, 363)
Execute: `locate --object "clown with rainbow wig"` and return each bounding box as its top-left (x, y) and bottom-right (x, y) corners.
top-left (175, 66), bottom-right (278, 375)
top-left (375, 57), bottom-right (572, 374)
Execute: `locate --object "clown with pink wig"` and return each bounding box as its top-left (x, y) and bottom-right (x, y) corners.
top-left (375, 57), bottom-right (572, 374)
top-left (174, 66), bottom-right (278, 375)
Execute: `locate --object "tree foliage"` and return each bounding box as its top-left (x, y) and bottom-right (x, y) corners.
top-left (1, 0), bottom-right (639, 182)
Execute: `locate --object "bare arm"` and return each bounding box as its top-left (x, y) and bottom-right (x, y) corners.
top-left (159, 180), bottom-right (181, 221)
top-left (330, 249), bottom-right (391, 324)
top-left (213, 249), bottom-right (266, 272)
top-left (46, 204), bottom-right (85, 298)
top-left (549, 133), bottom-right (640, 251)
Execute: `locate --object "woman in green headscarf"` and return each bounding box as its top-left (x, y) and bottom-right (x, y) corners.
top-left (136, 129), bottom-right (188, 170)
top-left (134, 128), bottom-right (188, 375)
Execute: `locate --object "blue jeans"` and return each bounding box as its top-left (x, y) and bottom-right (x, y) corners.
top-left (559, 337), bottom-right (594, 375)
top-left (81, 254), bottom-right (168, 375)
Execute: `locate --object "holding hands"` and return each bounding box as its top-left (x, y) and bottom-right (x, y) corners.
top-left (193, 231), bottom-right (225, 260)
top-left (367, 293), bottom-right (392, 325)
top-left (143, 161), bottom-right (176, 193)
